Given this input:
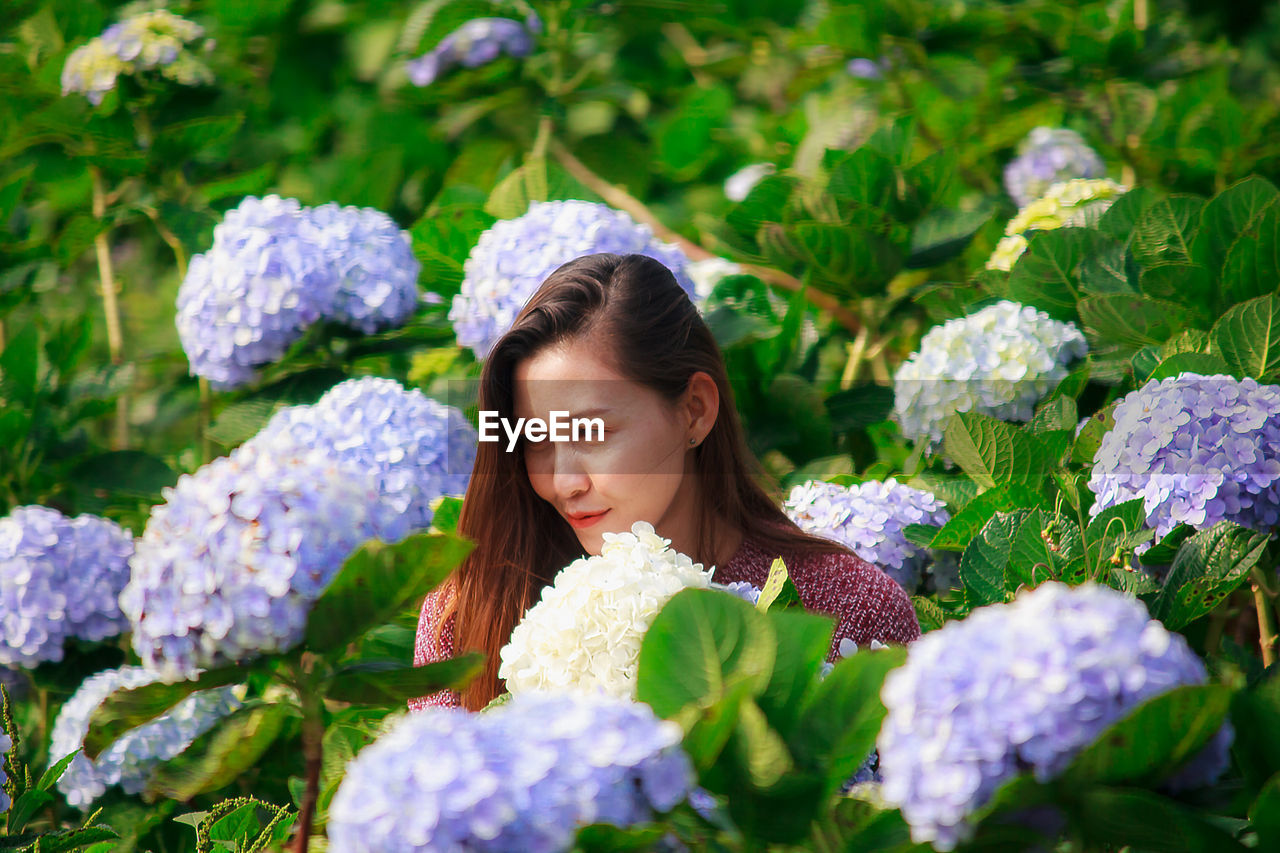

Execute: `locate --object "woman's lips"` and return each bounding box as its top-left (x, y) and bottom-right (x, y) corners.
top-left (566, 510), bottom-right (609, 530)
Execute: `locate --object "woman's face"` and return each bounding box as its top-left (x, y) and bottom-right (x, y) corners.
top-left (513, 335), bottom-right (718, 556)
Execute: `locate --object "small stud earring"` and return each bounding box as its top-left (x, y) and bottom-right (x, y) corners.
top-left (689, 437), bottom-right (697, 446)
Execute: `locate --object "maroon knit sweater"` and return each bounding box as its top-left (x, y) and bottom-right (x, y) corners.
top-left (409, 534), bottom-right (922, 711)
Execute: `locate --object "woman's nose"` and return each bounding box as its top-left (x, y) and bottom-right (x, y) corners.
top-left (550, 447), bottom-right (591, 498)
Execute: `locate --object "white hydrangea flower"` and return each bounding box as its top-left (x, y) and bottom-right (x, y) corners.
top-left (724, 163), bottom-right (776, 202)
top-left (686, 257), bottom-right (743, 301)
top-left (498, 522), bottom-right (713, 699)
top-left (985, 178), bottom-right (1129, 272)
top-left (893, 300), bottom-right (1088, 452)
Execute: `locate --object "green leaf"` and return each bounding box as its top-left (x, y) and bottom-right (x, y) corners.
top-left (14, 825), bottom-right (119, 852)
top-left (825, 384), bottom-right (894, 432)
top-left (0, 322), bottom-right (39, 405)
top-left (1061, 684), bottom-right (1232, 786)
top-left (906, 206), bottom-right (992, 269)
top-left (1191, 176), bottom-right (1280, 284)
top-left (754, 609), bottom-right (833, 738)
top-left (1220, 198), bottom-right (1280, 304)
top-left (148, 704), bottom-right (291, 801)
top-left (1070, 787), bottom-right (1248, 853)
top-left (1210, 294), bottom-right (1280, 380)
top-left (1231, 672), bottom-right (1280, 789)
top-left (1248, 772), bottom-right (1280, 853)
top-left (195, 164), bottom-right (277, 204)
top-left (1095, 186), bottom-right (1161, 246)
top-left (205, 367), bottom-right (348, 447)
top-left (36, 750), bottom-right (79, 792)
top-left (959, 511), bottom-right (1027, 605)
top-left (153, 115), bottom-right (244, 161)
top-left (756, 557), bottom-right (803, 612)
top-left (428, 495), bottom-right (464, 535)
top-left (1130, 195), bottom-right (1206, 267)
top-left (207, 802), bottom-right (261, 845)
top-left (1078, 294), bottom-right (1189, 349)
top-left (84, 667), bottom-right (245, 761)
top-left (1006, 229), bottom-right (1114, 321)
top-left (1151, 522), bottom-right (1272, 630)
top-left (636, 589), bottom-right (775, 761)
top-left (70, 451), bottom-right (178, 501)
top-left (795, 647), bottom-right (907, 796)
top-left (943, 412), bottom-right (1055, 492)
top-left (1146, 351), bottom-right (1233, 382)
top-left (726, 174), bottom-right (797, 242)
top-left (304, 531), bottom-right (474, 654)
top-left (926, 484), bottom-right (1047, 550)
top-left (325, 655), bottom-right (484, 704)
top-left (573, 823), bottom-right (668, 853)
top-left (654, 84), bottom-right (733, 180)
top-left (482, 156), bottom-right (600, 221)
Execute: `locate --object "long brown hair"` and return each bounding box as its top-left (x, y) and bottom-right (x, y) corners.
top-left (435, 252), bottom-right (851, 709)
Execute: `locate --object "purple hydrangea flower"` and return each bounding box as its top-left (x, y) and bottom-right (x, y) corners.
top-left (716, 580), bottom-right (762, 605)
top-left (0, 506), bottom-right (133, 669)
top-left (877, 581), bottom-right (1233, 852)
top-left (893, 300), bottom-right (1088, 452)
top-left (121, 441), bottom-right (396, 681)
top-left (846, 57), bottom-right (885, 79)
top-left (305, 203), bottom-right (422, 334)
top-left (328, 691), bottom-right (694, 852)
top-left (248, 377), bottom-right (477, 542)
top-left (407, 16), bottom-right (540, 87)
top-left (62, 10), bottom-right (208, 105)
top-left (176, 196), bottom-right (340, 389)
top-left (783, 479), bottom-right (951, 590)
top-left (1088, 373), bottom-right (1280, 539)
top-left (449, 200), bottom-right (697, 358)
top-left (48, 665), bottom-right (239, 808)
top-left (1004, 127), bottom-right (1106, 209)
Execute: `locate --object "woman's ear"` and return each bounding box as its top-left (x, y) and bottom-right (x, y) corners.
top-left (683, 370), bottom-right (720, 442)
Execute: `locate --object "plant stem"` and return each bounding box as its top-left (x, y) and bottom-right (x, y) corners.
top-left (547, 139), bottom-right (866, 335)
top-left (291, 679), bottom-right (325, 853)
top-left (90, 165), bottom-right (128, 450)
top-left (199, 378), bottom-right (213, 464)
top-left (1251, 566), bottom-right (1278, 668)
top-left (839, 325), bottom-right (870, 389)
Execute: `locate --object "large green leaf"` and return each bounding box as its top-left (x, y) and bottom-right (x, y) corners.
top-left (1191, 176), bottom-right (1280, 287)
top-left (1232, 672), bottom-right (1280, 789)
top-left (304, 531), bottom-right (474, 653)
top-left (943, 412), bottom-right (1055, 492)
top-left (1060, 684), bottom-right (1232, 787)
top-left (794, 647), bottom-right (907, 797)
top-left (325, 655), bottom-right (484, 704)
top-left (1210, 294), bottom-right (1280, 380)
top-left (1095, 186), bottom-right (1161, 246)
top-left (1248, 772), bottom-right (1280, 853)
top-left (1219, 200), bottom-right (1280, 305)
top-left (905, 206), bottom-right (992, 269)
top-left (70, 451), bottom-right (178, 501)
top-left (84, 667), bottom-right (245, 760)
top-left (1151, 522), bottom-right (1272, 631)
top-left (753, 608), bottom-right (832, 739)
top-left (1006, 228), bottom-right (1114, 321)
top-left (147, 703), bottom-right (292, 801)
top-left (1078, 294), bottom-right (1188, 349)
top-left (1069, 787), bottom-right (1248, 853)
top-left (1130, 195), bottom-right (1205, 267)
top-left (925, 483), bottom-right (1048, 550)
top-left (959, 511), bottom-right (1031, 605)
top-left (637, 589), bottom-right (775, 721)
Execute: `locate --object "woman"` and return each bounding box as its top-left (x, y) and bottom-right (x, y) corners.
top-left (413, 252), bottom-right (920, 711)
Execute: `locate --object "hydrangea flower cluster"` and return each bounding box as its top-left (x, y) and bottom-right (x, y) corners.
top-left (498, 522), bottom-right (713, 699)
top-left (407, 14), bottom-right (541, 87)
top-left (892, 300), bottom-right (1088, 452)
top-left (1088, 373), bottom-right (1280, 540)
top-left (986, 178), bottom-right (1128, 272)
top-left (327, 691), bottom-right (694, 852)
top-left (0, 506), bottom-right (134, 669)
top-left (123, 378), bottom-right (473, 680)
top-left (846, 57), bottom-right (887, 79)
top-left (61, 10), bottom-right (210, 105)
top-left (250, 377), bottom-right (476, 542)
top-left (1004, 128), bottom-right (1106, 208)
top-left (177, 195), bottom-right (421, 388)
top-left (783, 478), bottom-right (951, 590)
top-left (724, 163), bottom-right (776, 202)
top-left (48, 665), bottom-right (239, 808)
top-left (685, 256), bottom-right (742, 301)
top-left (717, 580), bottom-right (762, 606)
top-left (450, 200), bottom-right (697, 358)
top-left (877, 581), bottom-right (1233, 852)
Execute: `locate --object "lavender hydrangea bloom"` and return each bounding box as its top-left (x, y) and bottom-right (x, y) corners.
top-left (893, 300), bottom-right (1088, 452)
top-left (877, 582), bottom-right (1233, 852)
top-left (449, 201), bottom-right (697, 358)
top-left (846, 58), bottom-right (885, 79)
top-left (62, 10), bottom-right (209, 105)
top-left (121, 441), bottom-right (396, 681)
top-left (327, 691), bottom-right (694, 852)
top-left (1088, 373), bottom-right (1280, 540)
top-left (305, 203), bottom-right (422, 334)
top-left (177, 196), bottom-right (339, 389)
top-left (407, 16), bottom-right (540, 87)
top-left (248, 377), bottom-right (477, 541)
top-left (1004, 128), bottom-right (1106, 208)
top-left (783, 479), bottom-right (950, 590)
top-left (0, 506), bottom-right (133, 668)
top-left (48, 665), bottom-right (239, 808)
top-left (716, 580), bottom-right (762, 605)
